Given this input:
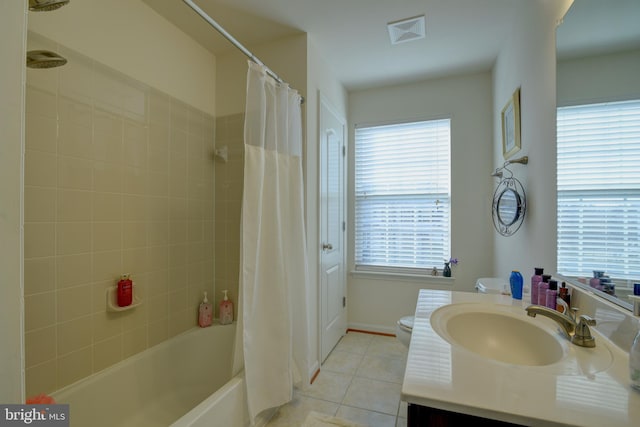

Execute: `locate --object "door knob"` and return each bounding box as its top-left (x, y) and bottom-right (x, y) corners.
top-left (322, 243), bottom-right (333, 250)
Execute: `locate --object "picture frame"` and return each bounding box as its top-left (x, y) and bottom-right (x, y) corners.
top-left (501, 87), bottom-right (521, 160)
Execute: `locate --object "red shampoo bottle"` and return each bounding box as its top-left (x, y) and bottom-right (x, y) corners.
top-left (117, 274), bottom-right (133, 307)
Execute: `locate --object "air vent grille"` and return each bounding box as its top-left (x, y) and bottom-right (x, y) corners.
top-left (387, 15), bottom-right (426, 45)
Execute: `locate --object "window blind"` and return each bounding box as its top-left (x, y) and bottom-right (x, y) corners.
top-left (557, 99), bottom-right (640, 280)
top-left (354, 119), bottom-right (451, 271)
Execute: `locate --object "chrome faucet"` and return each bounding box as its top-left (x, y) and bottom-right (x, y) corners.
top-left (525, 305), bottom-right (596, 348)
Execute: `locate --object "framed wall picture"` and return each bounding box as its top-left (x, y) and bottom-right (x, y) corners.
top-left (501, 87), bottom-right (521, 159)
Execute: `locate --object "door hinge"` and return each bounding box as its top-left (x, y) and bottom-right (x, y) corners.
top-left (342, 221), bottom-right (346, 231)
top-left (342, 145), bottom-right (346, 157)
top-left (343, 296), bottom-right (346, 307)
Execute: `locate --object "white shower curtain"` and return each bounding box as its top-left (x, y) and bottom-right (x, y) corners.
top-left (240, 61), bottom-right (312, 423)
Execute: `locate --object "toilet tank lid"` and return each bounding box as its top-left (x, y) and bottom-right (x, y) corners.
top-left (475, 277), bottom-right (508, 293)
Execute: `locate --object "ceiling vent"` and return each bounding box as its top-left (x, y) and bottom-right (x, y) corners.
top-left (387, 15), bottom-right (426, 45)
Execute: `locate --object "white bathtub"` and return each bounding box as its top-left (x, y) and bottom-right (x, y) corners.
top-left (52, 323), bottom-right (250, 427)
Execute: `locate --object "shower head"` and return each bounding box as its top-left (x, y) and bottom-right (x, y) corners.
top-left (26, 50), bottom-right (67, 69)
top-left (28, 0), bottom-right (70, 12)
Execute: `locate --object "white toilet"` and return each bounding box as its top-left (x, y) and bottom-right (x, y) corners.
top-left (395, 277), bottom-right (508, 348)
top-left (475, 277), bottom-right (509, 295)
top-left (395, 315), bottom-right (414, 348)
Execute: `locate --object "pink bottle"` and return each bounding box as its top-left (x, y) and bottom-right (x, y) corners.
top-left (219, 290), bottom-right (233, 325)
top-left (530, 267), bottom-right (544, 305)
top-left (198, 292), bottom-right (212, 327)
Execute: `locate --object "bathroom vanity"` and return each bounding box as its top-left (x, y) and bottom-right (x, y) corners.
top-left (402, 289), bottom-right (640, 427)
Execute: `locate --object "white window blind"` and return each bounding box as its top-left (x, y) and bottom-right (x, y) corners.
top-left (354, 119), bottom-right (451, 271)
top-left (557, 99), bottom-right (640, 280)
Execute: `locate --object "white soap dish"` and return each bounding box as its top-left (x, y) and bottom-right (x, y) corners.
top-left (106, 284), bottom-right (142, 312)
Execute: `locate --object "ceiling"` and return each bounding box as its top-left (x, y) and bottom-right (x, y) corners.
top-left (143, 0), bottom-right (640, 91)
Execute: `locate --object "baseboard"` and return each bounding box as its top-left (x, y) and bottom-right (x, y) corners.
top-left (347, 322), bottom-right (396, 336)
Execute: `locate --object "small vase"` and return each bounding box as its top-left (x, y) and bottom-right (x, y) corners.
top-left (443, 263), bottom-right (451, 277)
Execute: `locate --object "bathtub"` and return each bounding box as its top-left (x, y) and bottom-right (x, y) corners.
top-left (52, 323), bottom-right (250, 427)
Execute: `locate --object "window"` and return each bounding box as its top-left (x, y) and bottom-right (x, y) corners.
top-left (354, 119), bottom-right (451, 273)
top-left (557, 99), bottom-right (640, 282)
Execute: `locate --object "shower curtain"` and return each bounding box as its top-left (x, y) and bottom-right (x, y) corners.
top-left (240, 61), bottom-right (312, 423)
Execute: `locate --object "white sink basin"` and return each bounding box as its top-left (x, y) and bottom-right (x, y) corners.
top-left (430, 303), bottom-right (565, 366)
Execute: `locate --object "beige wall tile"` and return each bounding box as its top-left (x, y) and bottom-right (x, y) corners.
top-left (57, 222), bottom-right (92, 255)
top-left (24, 223), bottom-right (56, 259)
top-left (168, 309), bottom-right (193, 337)
top-left (57, 347), bottom-right (93, 389)
top-left (93, 192), bottom-right (122, 222)
top-left (26, 87), bottom-right (57, 119)
top-left (123, 221), bottom-right (147, 249)
top-left (147, 319), bottom-right (168, 348)
top-left (123, 248), bottom-right (148, 275)
top-left (24, 257), bottom-right (56, 296)
top-left (57, 284), bottom-right (92, 323)
top-left (26, 114), bottom-right (57, 153)
top-left (57, 189), bottom-right (92, 222)
top-left (92, 311), bottom-right (122, 342)
top-left (58, 156), bottom-right (93, 190)
top-left (57, 317), bottom-right (92, 356)
top-left (58, 97), bottom-right (92, 127)
top-left (93, 161), bottom-right (123, 193)
top-left (147, 221), bottom-right (168, 247)
top-left (123, 326), bottom-right (147, 358)
top-left (25, 326), bottom-right (56, 368)
top-left (93, 336), bottom-right (123, 373)
top-left (58, 121), bottom-right (92, 159)
top-left (93, 222), bottom-right (122, 252)
top-left (147, 245), bottom-right (168, 272)
top-left (92, 250), bottom-right (122, 282)
top-left (26, 360), bottom-right (57, 397)
top-left (25, 150), bottom-right (58, 188)
top-left (123, 195), bottom-right (147, 221)
top-left (24, 186), bottom-right (56, 222)
top-left (24, 292), bottom-right (55, 332)
top-left (56, 253), bottom-right (92, 290)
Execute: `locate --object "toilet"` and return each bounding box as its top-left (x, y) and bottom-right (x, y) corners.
top-left (395, 315), bottom-right (414, 348)
top-left (395, 277), bottom-right (509, 348)
top-left (475, 277), bottom-right (509, 294)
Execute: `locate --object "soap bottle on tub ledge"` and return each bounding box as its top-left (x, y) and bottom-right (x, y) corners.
top-left (198, 291), bottom-right (213, 327)
top-left (219, 290), bottom-right (233, 325)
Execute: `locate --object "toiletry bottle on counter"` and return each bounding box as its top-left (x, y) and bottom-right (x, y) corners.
top-left (537, 275), bottom-right (551, 305)
top-left (198, 292), bottom-right (212, 328)
top-left (531, 267), bottom-right (544, 305)
top-left (219, 290), bottom-right (233, 325)
top-left (559, 282), bottom-right (571, 308)
top-left (117, 274), bottom-right (133, 307)
top-left (510, 270), bottom-right (523, 300)
top-left (545, 280), bottom-right (558, 310)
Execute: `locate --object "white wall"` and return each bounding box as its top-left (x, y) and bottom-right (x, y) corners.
top-left (27, 0), bottom-right (216, 116)
top-left (347, 72), bottom-right (494, 333)
top-left (492, 0), bottom-right (572, 281)
top-left (0, 0), bottom-right (26, 403)
top-left (557, 48), bottom-right (640, 107)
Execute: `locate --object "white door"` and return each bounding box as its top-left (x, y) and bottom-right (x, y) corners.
top-left (319, 95), bottom-right (347, 362)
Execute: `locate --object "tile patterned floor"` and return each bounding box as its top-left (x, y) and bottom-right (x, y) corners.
top-left (266, 331), bottom-right (409, 427)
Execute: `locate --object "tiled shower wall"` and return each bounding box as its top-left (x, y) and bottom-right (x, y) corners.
top-left (214, 114), bottom-right (244, 318)
top-left (24, 35), bottom-right (216, 396)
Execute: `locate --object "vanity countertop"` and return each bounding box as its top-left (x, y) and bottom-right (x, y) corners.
top-left (401, 289), bottom-right (640, 427)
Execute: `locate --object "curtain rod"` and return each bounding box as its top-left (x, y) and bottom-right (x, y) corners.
top-left (182, 0), bottom-right (304, 103)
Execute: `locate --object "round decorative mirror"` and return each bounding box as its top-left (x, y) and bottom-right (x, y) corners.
top-left (492, 177), bottom-right (526, 236)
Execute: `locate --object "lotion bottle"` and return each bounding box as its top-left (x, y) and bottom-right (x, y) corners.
top-left (530, 267), bottom-right (544, 305)
top-left (219, 290), bottom-right (233, 325)
top-left (198, 291), bottom-right (212, 327)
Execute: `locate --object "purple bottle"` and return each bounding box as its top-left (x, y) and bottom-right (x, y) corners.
top-left (530, 267), bottom-right (544, 305)
top-left (537, 275), bottom-right (551, 305)
top-left (545, 280), bottom-right (558, 310)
